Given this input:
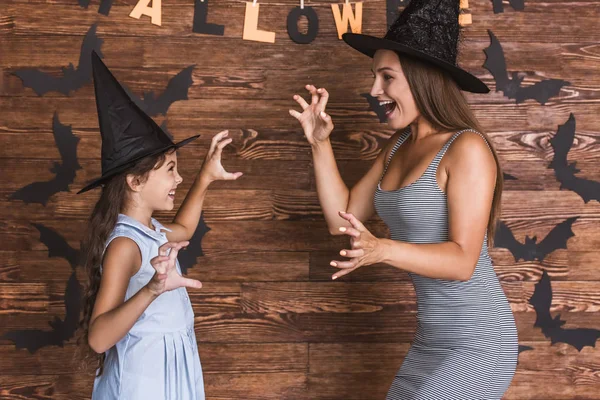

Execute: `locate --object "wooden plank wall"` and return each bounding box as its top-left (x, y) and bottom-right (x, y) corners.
top-left (1, 0), bottom-right (599, 398)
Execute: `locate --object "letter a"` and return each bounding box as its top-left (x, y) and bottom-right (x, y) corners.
top-left (129, 0), bottom-right (162, 26)
top-left (243, 2), bottom-right (276, 43)
top-left (331, 2), bottom-right (362, 40)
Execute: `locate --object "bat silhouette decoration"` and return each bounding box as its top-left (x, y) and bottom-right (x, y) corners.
top-left (549, 113), bottom-right (600, 203)
top-left (178, 213), bottom-right (211, 275)
top-left (122, 65), bottom-right (196, 117)
top-left (14, 24), bottom-right (104, 96)
top-left (361, 93), bottom-right (387, 123)
top-left (9, 113), bottom-right (82, 206)
top-left (3, 224), bottom-right (82, 353)
top-left (483, 30), bottom-right (569, 105)
top-left (78, 0), bottom-right (114, 16)
top-left (530, 270), bottom-right (600, 351)
top-left (491, 0), bottom-right (524, 13)
top-left (494, 217), bottom-right (578, 263)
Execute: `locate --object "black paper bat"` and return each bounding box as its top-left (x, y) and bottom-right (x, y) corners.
top-left (518, 344), bottom-right (533, 353)
top-left (9, 113), bottom-right (82, 206)
top-left (122, 65), bottom-right (195, 117)
top-left (494, 217), bottom-right (578, 262)
top-left (483, 30), bottom-right (569, 105)
top-left (78, 0), bottom-right (114, 16)
top-left (361, 93), bottom-right (387, 123)
top-left (530, 270), bottom-right (600, 351)
top-left (491, 0), bottom-right (524, 13)
top-left (178, 213), bottom-right (211, 275)
top-left (14, 24), bottom-right (104, 96)
top-left (3, 225), bottom-right (82, 353)
top-left (548, 113), bottom-right (600, 203)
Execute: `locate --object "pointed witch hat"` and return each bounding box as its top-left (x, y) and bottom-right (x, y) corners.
top-left (342, 0), bottom-right (489, 94)
top-left (77, 51), bottom-right (199, 194)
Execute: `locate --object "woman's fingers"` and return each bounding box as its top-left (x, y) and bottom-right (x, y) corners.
top-left (293, 94), bottom-right (310, 110)
top-left (289, 109), bottom-right (302, 120)
top-left (332, 266), bottom-right (359, 280)
top-left (158, 242), bottom-right (177, 256)
top-left (339, 248), bottom-right (364, 258)
top-left (338, 226), bottom-right (361, 238)
top-left (306, 84), bottom-right (319, 105)
top-left (316, 88), bottom-right (329, 110)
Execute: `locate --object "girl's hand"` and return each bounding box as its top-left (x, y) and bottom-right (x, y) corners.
top-left (330, 211), bottom-right (385, 280)
top-left (146, 241), bottom-right (202, 296)
top-left (289, 84), bottom-right (334, 146)
top-left (199, 130), bottom-right (243, 184)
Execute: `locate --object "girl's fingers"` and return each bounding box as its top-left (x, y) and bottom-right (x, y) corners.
top-left (338, 226), bottom-right (361, 238)
top-left (224, 171), bottom-right (244, 180)
top-left (216, 137), bottom-right (233, 150)
top-left (180, 277), bottom-right (203, 289)
top-left (293, 94), bottom-right (310, 110)
top-left (158, 242), bottom-right (177, 256)
top-left (339, 248), bottom-right (364, 258)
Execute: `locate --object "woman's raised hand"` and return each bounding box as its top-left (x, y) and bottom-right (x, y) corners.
top-left (199, 130), bottom-right (243, 184)
top-left (289, 84), bottom-right (334, 146)
top-left (146, 241), bottom-right (202, 296)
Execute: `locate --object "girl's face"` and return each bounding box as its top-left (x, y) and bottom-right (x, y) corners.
top-left (370, 49), bottom-right (420, 130)
top-left (135, 151), bottom-right (183, 212)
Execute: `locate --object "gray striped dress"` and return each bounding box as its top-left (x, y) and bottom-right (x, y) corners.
top-left (374, 129), bottom-right (518, 399)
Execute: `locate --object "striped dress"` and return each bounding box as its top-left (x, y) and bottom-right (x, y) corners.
top-left (374, 128), bottom-right (518, 399)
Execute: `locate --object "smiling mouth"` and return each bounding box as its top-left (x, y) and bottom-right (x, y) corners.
top-left (379, 100), bottom-right (397, 117)
top-left (168, 189), bottom-right (176, 199)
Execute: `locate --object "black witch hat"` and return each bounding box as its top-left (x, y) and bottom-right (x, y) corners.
top-left (342, 0), bottom-right (489, 94)
top-left (77, 51), bottom-right (199, 194)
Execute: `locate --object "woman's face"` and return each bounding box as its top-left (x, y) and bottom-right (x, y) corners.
top-left (134, 151), bottom-right (183, 212)
top-left (370, 49), bottom-right (420, 130)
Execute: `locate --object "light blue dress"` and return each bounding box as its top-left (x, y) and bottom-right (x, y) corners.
top-left (92, 213), bottom-right (205, 400)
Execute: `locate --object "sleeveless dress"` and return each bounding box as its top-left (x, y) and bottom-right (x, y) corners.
top-left (92, 213), bottom-right (205, 400)
top-left (374, 129), bottom-right (518, 399)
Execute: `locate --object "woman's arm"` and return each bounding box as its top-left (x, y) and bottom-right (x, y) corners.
top-left (316, 130), bottom-right (401, 235)
top-left (87, 238), bottom-right (157, 354)
top-left (379, 131), bottom-right (497, 280)
top-left (332, 132), bottom-right (496, 281)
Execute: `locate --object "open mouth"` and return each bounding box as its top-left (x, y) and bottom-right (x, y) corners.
top-left (168, 189), bottom-right (176, 199)
top-left (379, 100), bottom-right (397, 118)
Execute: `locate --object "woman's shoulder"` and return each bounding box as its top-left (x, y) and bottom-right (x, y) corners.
top-left (445, 129), bottom-right (495, 169)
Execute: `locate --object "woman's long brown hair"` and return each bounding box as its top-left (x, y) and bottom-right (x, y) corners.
top-left (396, 53), bottom-right (503, 246)
top-left (75, 150), bottom-right (171, 376)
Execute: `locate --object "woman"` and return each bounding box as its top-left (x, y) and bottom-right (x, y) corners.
top-left (289, 0), bottom-right (518, 398)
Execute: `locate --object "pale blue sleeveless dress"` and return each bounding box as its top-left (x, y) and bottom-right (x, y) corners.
top-left (92, 213), bottom-right (205, 400)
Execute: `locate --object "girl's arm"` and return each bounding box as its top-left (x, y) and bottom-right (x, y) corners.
top-left (87, 237), bottom-right (155, 354)
top-left (165, 130), bottom-right (242, 242)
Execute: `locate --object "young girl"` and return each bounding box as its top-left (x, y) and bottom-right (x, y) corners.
top-left (289, 0), bottom-right (518, 398)
top-left (76, 51), bottom-right (242, 399)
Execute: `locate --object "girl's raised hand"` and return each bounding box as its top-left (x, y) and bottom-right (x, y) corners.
top-left (146, 241), bottom-right (202, 296)
top-left (289, 84), bottom-right (334, 146)
top-left (199, 130), bottom-right (243, 184)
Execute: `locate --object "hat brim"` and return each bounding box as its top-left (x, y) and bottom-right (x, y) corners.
top-left (76, 134), bottom-right (200, 195)
top-left (342, 33), bottom-right (490, 94)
